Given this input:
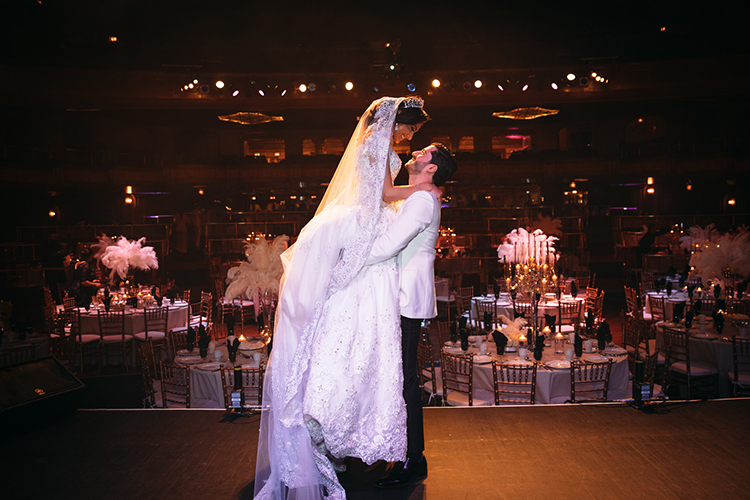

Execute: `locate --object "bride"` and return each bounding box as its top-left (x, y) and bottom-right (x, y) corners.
top-left (254, 96), bottom-right (438, 500)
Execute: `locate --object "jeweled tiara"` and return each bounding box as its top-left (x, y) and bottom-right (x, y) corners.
top-left (402, 97), bottom-right (424, 109)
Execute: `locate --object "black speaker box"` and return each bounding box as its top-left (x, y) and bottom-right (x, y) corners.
top-left (0, 356), bottom-right (84, 427)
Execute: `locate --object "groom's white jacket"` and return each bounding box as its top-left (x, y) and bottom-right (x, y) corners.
top-left (366, 191), bottom-right (440, 319)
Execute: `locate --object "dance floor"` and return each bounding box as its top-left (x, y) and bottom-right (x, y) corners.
top-left (4, 399), bottom-right (750, 499)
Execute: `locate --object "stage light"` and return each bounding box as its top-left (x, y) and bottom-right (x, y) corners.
top-left (232, 90), bottom-right (239, 97)
top-left (497, 84), bottom-right (504, 91)
top-left (125, 196), bottom-right (134, 204)
top-left (474, 80), bottom-right (483, 89)
top-left (198, 189), bottom-right (204, 195)
top-left (551, 82), bottom-right (558, 90)
top-left (728, 198), bottom-right (736, 205)
top-left (591, 72), bottom-right (597, 78)
top-left (566, 73), bottom-right (576, 81)
top-left (251, 196), bottom-right (256, 201)
top-left (309, 83), bottom-right (317, 91)
top-left (647, 177), bottom-right (654, 185)
top-left (407, 83), bottom-right (416, 92)
top-left (686, 181), bottom-right (692, 191)
top-left (660, 26), bottom-right (666, 32)
top-left (299, 84), bottom-right (307, 92)
top-left (570, 182), bottom-right (576, 188)
top-left (215, 80), bottom-right (225, 89)
top-left (183, 85), bottom-right (189, 90)
top-left (193, 79), bottom-right (198, 84)
top-left (432, 79), bottom-right (441, 88)
top-left (109, 36), bottom-right (117, 43)
top-left (389, 64), bottom-right (396, 71)
top-left (126, 185), bottom-right (133, 194)
top-left (345, 81), bottom-right (354, 91)
top-left (281, 89), bottom-right (287, 96)
top-left (638, 118), bottom-right (643, 123)
top-left (646, 187), bottom-right (655, 194)
top-left (188, 83), bottom-right (194, 89)
top-left (49, 210), bottom-right (56, 217)
top-left (258, 90), bottom-right (265, 96)
top-left (522, 84), bottom-right (529, 91)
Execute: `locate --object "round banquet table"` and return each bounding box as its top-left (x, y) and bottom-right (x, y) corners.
top-left (471, 294), bottom-right (585, 327)
top-left (654, 316), bottom-right (749, 398)
top-left (78, 301), bottom-right (190, 335)
top-left (173, 341), bottom-right (267, 408)
top-left (441, 341), bottom-right (630, 404)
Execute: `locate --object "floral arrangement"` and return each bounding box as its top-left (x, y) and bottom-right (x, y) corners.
top-left (95, 236), bottom-right (159, 279)
top-left (225, 235), bottom-right (289, 301)
top-left (497, 227), bottom-right (559, 264)
top-left (687, 227), bottom-right (750, 282)
top-left (498, 315), bottom-right (528, 347)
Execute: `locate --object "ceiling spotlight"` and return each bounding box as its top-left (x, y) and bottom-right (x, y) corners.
top-left (232, 90), bottom-right (239, 97)
top-left (389, 64), bottom-right (396, 71)
top-left (646, 187), bottom-right (655, 194)
top-left (522, 84), bottom-right (529, 91)
top-left (183, 85), bottom-right (189, 90)
top-left (551, 82), bottom-right (559, 90)
top-left (281, 89), bottom-right (287, 96)
top-left (48, 210), bottom-right (56, 217)
top-left (193, 79), bottom-right (198, 84)
top-left (407, 83), bottom-right (416, 92)
top-left (215, 80), bottom-right (225, 89)
top-left (591, 72), bottom-right (597, 78)
top-left (299, 84), bottom-right (307, 92)
top-left (258, 90), bottom-right (265, 96)
top-left (660, 26), bottom-right (667, 32)
top-left (109, 36), bottom-right (117, 43)
top-left (432, 79), bottom-right (441, 88)
top-left (474, 79), bottom-right (483, 89)
top-left (198, 189), bottom-right (204, 195)
top-left (188, 83), bottom-right (194, 89)
top-left (345, 81), bottom-right (354, 91)
top-left (728, 198), bottom-right (736, 205)
top-left (463, 82), bottom-right (472, 90)
top-left (308, 83), bottom-right (317, 92)
top-left (566, 73), bottom-right (576, 81)
top-left (124, 196), bottom-right (134, 204)
top-left (497, 84), bottom-right (504, 91)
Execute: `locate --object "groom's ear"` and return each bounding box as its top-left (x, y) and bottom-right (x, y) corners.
top-left (425, 163), bottom-right (438, 175)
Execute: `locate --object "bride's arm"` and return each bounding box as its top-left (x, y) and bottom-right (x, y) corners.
top-left (382, 163), bottom-right (442, 202)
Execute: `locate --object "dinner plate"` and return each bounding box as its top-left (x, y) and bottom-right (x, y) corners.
top-left (196, 362), bottom-right (221, 371)
top-left (176, 349), bottom-right (197, 356)
top-left (444, 341), bottom-right (459, 347)
top-left (583, 354), bottom-right (609, 363)
top-left (176, 356), bottom-right (203, 364)
top-left (502, 359), bottom-right (532, 366)
top-left (444, 346), bottom-right (467, 355)
top-left (239, 339), bottom-right (266, 351)
top-left (690, 333), bottom-right (716, 339)
top-left (473, 354), bottom-right (493, 364)
top-left (504, 346), bottom-right (517, 353)
top-left (603, 346), bottom-right (627, 356)
top-left (545, 360), bottom-right (571, 370)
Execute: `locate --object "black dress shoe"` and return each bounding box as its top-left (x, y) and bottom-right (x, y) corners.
top-left (374, 456), bottom-right (428, 489)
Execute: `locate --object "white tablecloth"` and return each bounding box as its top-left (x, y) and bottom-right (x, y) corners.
top-left (443, 343), bottom-right (629, 404)
top-left (644, 291), bottom-right (689, 320)
top-left (78, 302), bottom-right (189, 335)
top-left (471, 295), bottom-right (585, 329)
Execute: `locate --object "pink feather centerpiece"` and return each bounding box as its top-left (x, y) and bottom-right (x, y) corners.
top-left (97, 236), bottom-right (159, 279)
top-left (225, 235), bottom-right (289, 302)
top-left (687, 227), bottom-right (750, 283)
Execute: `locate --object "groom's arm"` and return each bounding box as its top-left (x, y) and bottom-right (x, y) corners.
top-left (366, 192), bottom-right (435, 266)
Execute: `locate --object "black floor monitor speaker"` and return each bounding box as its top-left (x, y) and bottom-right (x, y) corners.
top-left (0, 356), bottom-right (85, 426)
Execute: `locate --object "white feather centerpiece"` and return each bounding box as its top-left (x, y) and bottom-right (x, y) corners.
top-left (100, 236), bottom-right (159, 280)
top-left (498, 315), bottom-right (528, 347)
top-left (689, 229), bottom-right (750, 283)
top-left (497, 227), bottom-right (559, 264)
top-left (225, 235), bottom-right (290, 302)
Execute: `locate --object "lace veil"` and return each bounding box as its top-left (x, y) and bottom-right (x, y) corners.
top-left (254, 97), bottom-right (406, 500)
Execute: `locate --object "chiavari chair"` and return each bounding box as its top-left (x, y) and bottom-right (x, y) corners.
top-left (663, 326), bottom-right (718, 399)
top-left (0, 345), bottom-right (36, 367)
top-left (138, 339), bottom-right (160, 407)
top-left (134, 306), bottom-right (169, 360)
top-left (417, 342), bottom-right (442, 405)
top-left (159, 362), bottom-right (191, 408)
top-left (492, 361), bottom-right (537, 405)
top-left (97, 310), bottom-right (133, 371)
top-left (569, 359), bottom-right (612, 403)
top-left (220, 364), bottom-right (264, 408)
top-left (440, 351), bottom-right (493, 406)
top-left (731, 337), bottom-right (750, 396)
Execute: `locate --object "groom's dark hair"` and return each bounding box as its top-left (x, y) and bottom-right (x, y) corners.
top-left (430, 143), bottom-right (457, 186)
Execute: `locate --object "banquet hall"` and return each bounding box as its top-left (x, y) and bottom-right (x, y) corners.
top-left (2, 1), bottom-right (750, 499)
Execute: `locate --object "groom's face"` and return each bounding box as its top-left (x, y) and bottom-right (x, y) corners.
top-left (405, 145), bottom-right (437, 175)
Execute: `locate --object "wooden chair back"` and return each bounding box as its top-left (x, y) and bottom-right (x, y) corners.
top-left (159, 362), bottom-right (191, 408)
top-left (492, 361), bottom-right (537, 404)
top-left (570, 359), bottom-right (612, 402)
top-left (441, 351), bottom-right (476, 406)
top-left (220, 365), bottom-right (264, 408)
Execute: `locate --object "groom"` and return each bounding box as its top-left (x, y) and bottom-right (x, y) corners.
top-left (365, 143), bottom-right (457, 488)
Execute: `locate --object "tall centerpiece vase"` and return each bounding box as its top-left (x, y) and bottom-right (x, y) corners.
top-left (259, 289), bottom-right (277, 354)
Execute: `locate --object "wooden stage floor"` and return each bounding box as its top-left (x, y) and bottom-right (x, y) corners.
top-left (4, 399), bottom-right (750, 500)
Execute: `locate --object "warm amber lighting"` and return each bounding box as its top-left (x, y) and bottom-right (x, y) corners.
top-left (638, 118), bottom-right (643, 123)
top-left (299, 84), bottom-right (307, 92)
top-left (493, 107), bottom-right (559, 120)
top-left (566, 73), bottom-right (576, 81)
top-left (198, 189), bottom-right (204, 195)
top-left (225, 206), bottom-right (231, 211)
top-left (647, 177), bottom-right (654, 185)
top-left (570, 182), bottom-right (576, 188)
top-left (125, 185), bottom-right (133, 194)
top-left (238, 334), bottom-right (246, 341)
top-left (193, 79), bottom-right (198, 84)
top-left (660, 26), bottom-right (667, 32)
top-left (432, 79), bottom-right (441, 88)
top-left (345, 81), bottom-right (354, 91)
top-left (48, 210), bottom-right (56, 217)
top-left (124, 196), bottom-right (133, 204)
top-left (251, 196), bottom-right (257, 200)
top-left (728, 199), bottom-right (736, 205)
top-left (646, 187), bottom-right (655, 194)
top-left (474, 80), bottom-right (483, 89)
top-left (188, 83), bottom-right (194, 89)
top-left (551, 82), bottom-right (558, 90)
top-left (522, 84), bottom-right (529, 91)
top-left (109, 36), bottom-right (117, 42)
top-left (686, 183), bottom-right (692, 191)
top-left (215, 80), bottom-right (225, 89)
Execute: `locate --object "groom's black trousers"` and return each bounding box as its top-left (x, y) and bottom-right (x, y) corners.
top-left (400, 315), bottom-right (425, 459)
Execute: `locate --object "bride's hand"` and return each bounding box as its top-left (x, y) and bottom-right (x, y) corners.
top-left (418, 183), bottom-right (442, 197)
